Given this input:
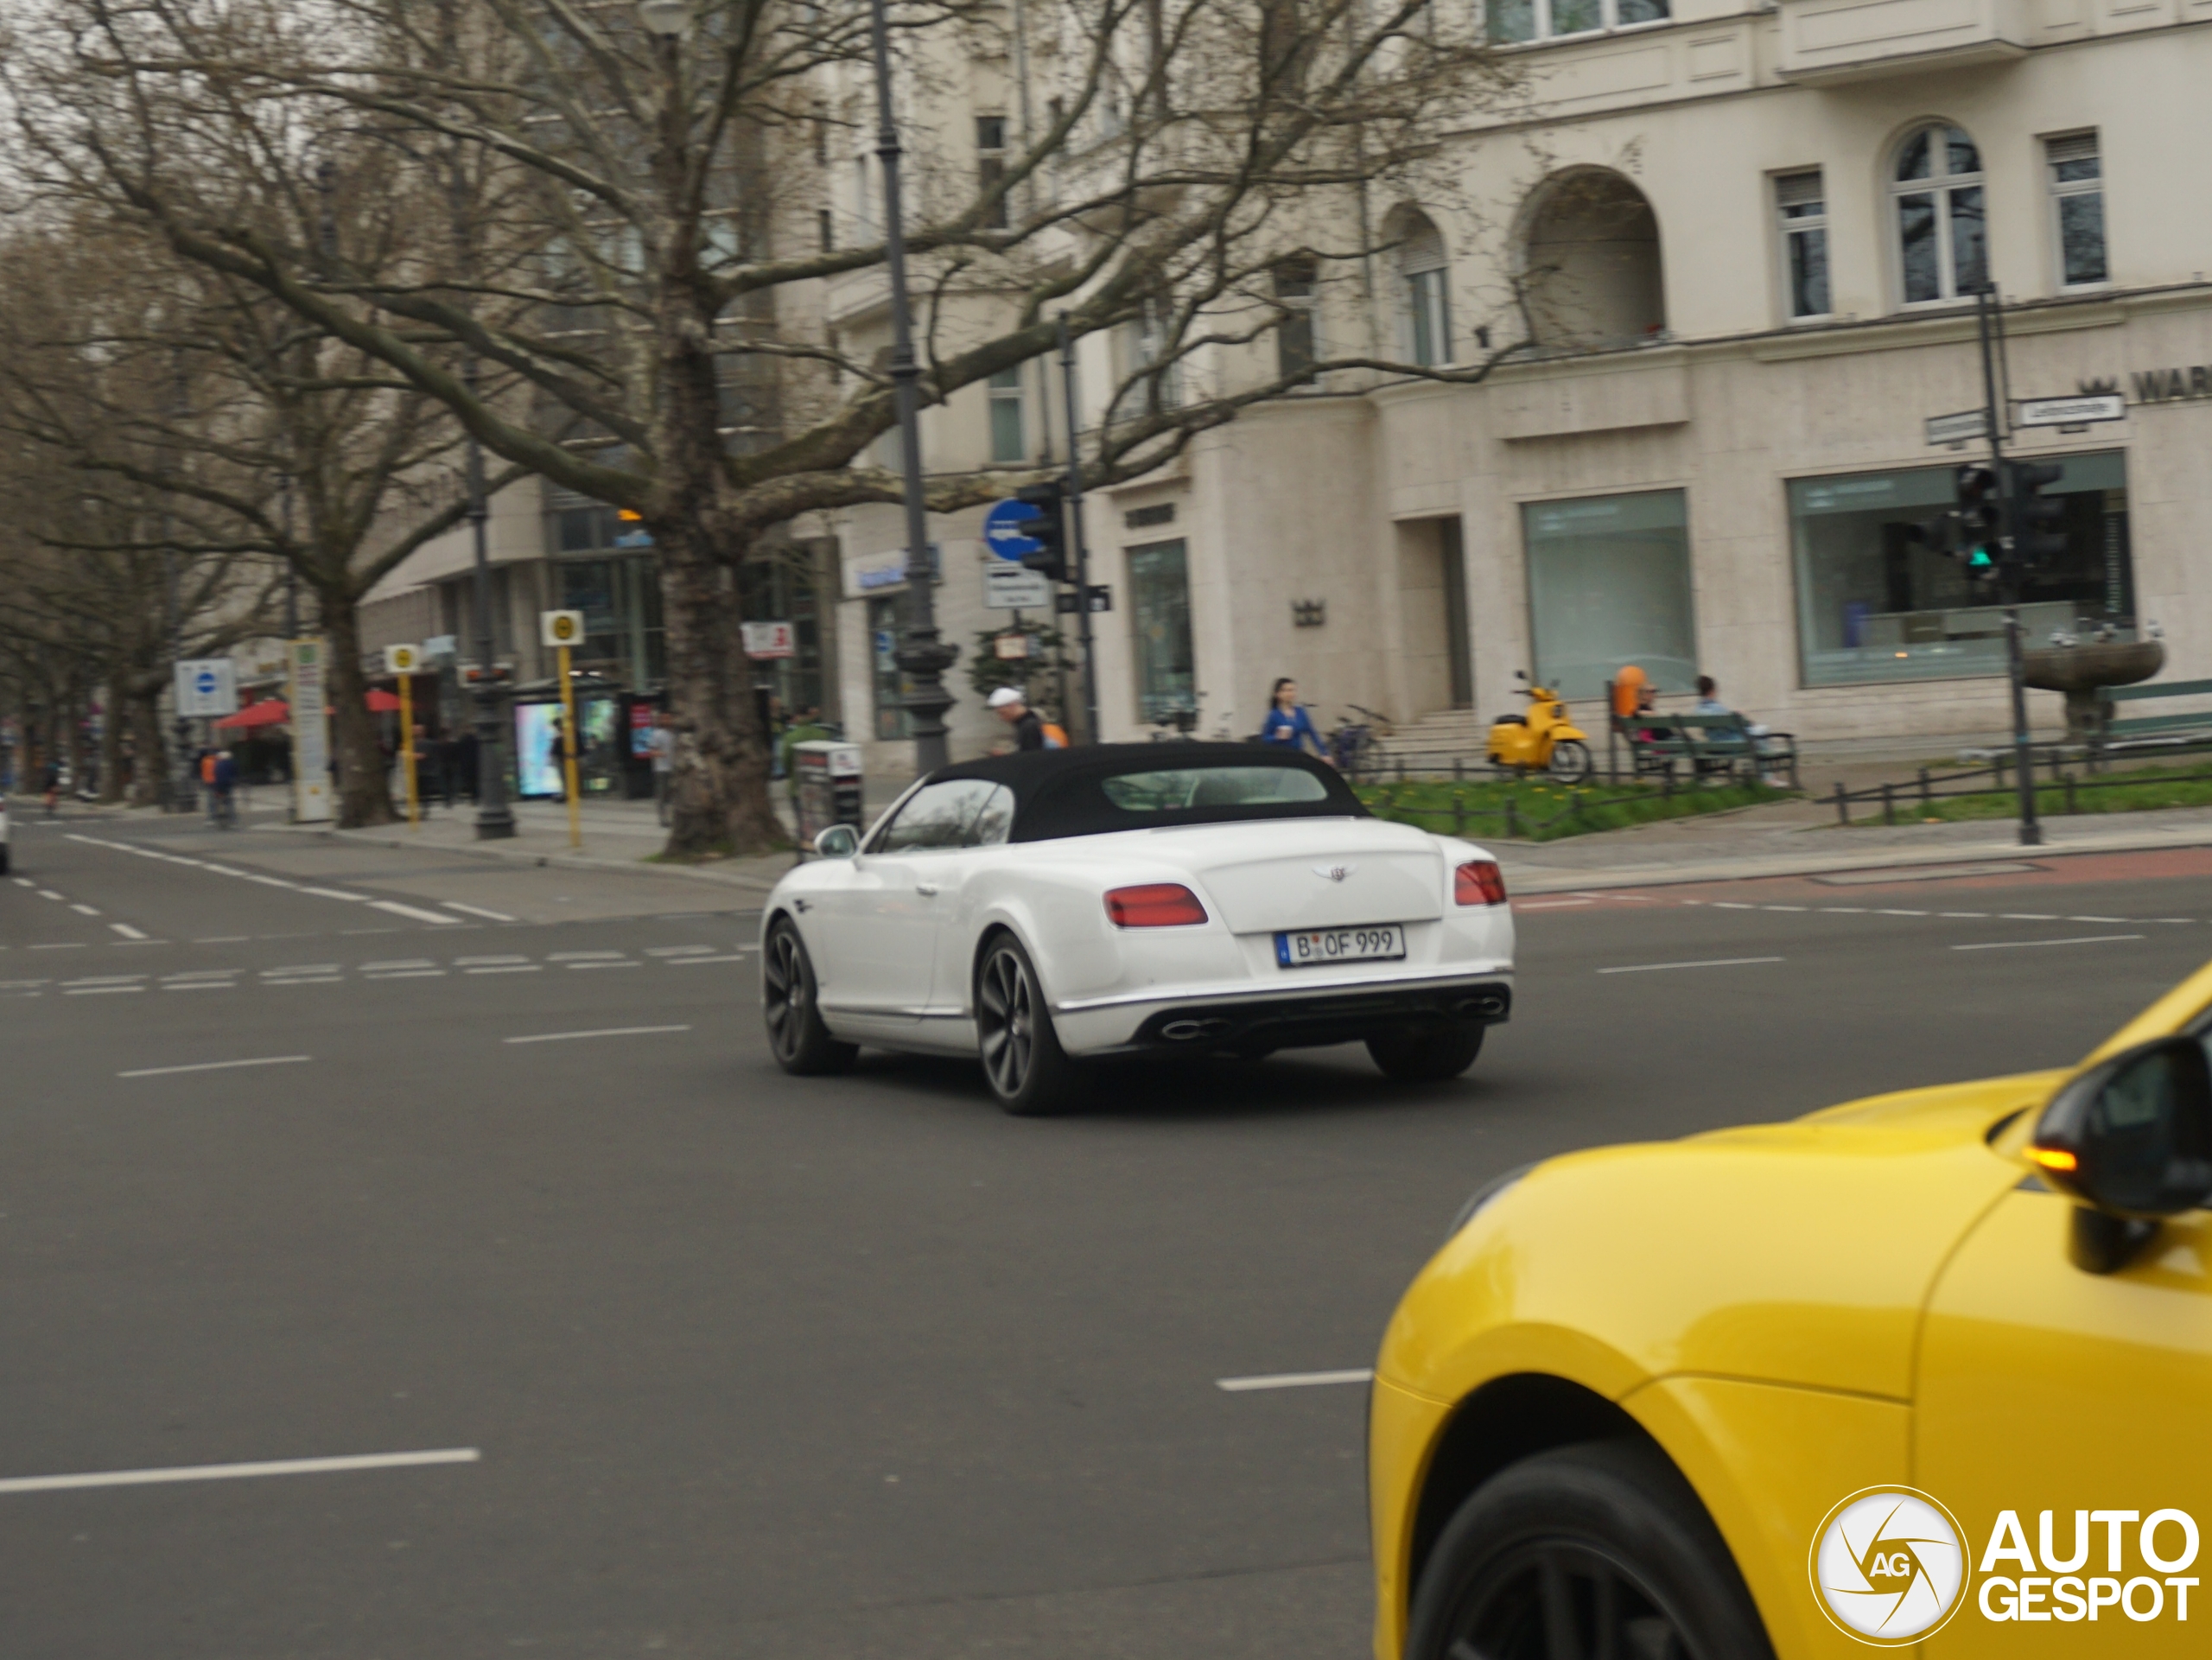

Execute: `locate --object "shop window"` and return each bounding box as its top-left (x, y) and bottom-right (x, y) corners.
top-left (2047, 130), bottom-right (2107, 288)
top-left (988, 366), bottom-right (1026, 463)
top-left (868, 594), bottom-right (910, 741)
top-left (1523, 170), bottom-right (1665, 351)
top-left (1128, 539), bottom-right (1196, 723)
top-left (1394, 212), bottom-right (1451, 367)
top-left (1487, 0), bottom-right (1667, 45)
top-left (1776, 169), bottom-right (1829, 320)
top-left (1893, 124), bottom-right (1986, 305)
top-left (976, 114), bottom-right (1008, 231)
top-left (1789, 451), bottom-right (2132, 687)
top-left (1523, 490), bottom-right (1696, 702)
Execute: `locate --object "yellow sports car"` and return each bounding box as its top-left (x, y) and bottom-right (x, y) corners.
top-left (1370, 965), bottom-right (2211, 1658)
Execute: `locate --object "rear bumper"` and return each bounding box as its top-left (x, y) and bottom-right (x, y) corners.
top-left (1059, 972), bottom-right (1512, 1058)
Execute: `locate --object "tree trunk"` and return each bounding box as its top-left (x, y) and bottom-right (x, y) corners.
top-left (657, 519), bottom-right (785, 857)
top-left (321, 595), bottom-right (395, 829)
top-left (100, 670), bottom-right (130, 804)
top-left (127, 683), bottom-right (167, 807)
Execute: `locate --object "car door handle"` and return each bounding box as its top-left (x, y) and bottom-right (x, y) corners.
top-left (914, 882), bottom-right (940, 896)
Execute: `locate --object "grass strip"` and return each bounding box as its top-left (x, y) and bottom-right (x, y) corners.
top-left (1357, 778), bottom-right (1791, 843)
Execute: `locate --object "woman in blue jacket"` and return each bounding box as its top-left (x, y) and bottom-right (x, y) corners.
top-left (1258, 677), bottom-right (1325, 755)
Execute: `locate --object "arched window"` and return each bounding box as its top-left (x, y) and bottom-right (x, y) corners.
top-left (1395, 213), bottom-right (1452, 366)
top-left (1522, 170), bottom-right (1665, 351)
top-left (1892, 124), bottom-right (1986, 305)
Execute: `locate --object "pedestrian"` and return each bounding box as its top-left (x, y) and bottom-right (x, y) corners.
top-left (648, 712), bottom-right (675, 825)
top-left (41, 760), bottom-right (60, 818)
top-left (986, 686), bottom-right (1050, 752)
top-left (1690, 674), bottom-right (1784, 785)
top-left (546, 713), bottom-right (570, 799)
top-left (431, 730), bottom-right (457, 811)
top-left (200, 748), bottom-right (222, 825)
top-left (1257, 677), bottom-right (1325, 756)
top-left (454, 728), bottom-right (480, 803)
top-left (212, 748), bottom-right (238, 829)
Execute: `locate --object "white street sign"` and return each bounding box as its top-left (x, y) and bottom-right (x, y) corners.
top-left (174, 658), bottom-right (238, 718)
top-left (741, 620), bottom-right (797, 660)
top-left (985, 564), bottom-right (1053, 610)
top-left (289, 639), bottom-right (333, 824)
top-left (384, 643), bottom-right (422, 675)
top-left (2015, 393), bottom-right (2125, 428)
top-left (541, 609), bottom-right (586, 648)
top-left (1924, 408), bottom-right (1989, 446)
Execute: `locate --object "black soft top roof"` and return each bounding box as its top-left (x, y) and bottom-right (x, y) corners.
top-left (919, 742), bottom-right (1370, 843)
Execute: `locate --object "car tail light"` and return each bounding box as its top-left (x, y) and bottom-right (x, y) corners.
top-left (1454, 860), bottom-right (1508, 906)
top-left (1105, 883), bottom-right (1209, 927)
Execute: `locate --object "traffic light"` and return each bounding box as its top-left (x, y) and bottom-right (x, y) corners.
top-left (1954, 462), bottom-right (2001, 579)
top-left (2007, 460), bottom-right (2068, 565)
top-left (1014, 480), bottom-right (1067, 582)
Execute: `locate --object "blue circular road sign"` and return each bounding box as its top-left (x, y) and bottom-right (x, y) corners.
top-left (194, 669), bottom-right (219, 696)
top-left (982, 497), bottom-right (1045, 563)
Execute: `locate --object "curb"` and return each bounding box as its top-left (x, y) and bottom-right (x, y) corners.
top-left (273, 823), bottom-right (792, 896)
top-left (1503, 821), bottom-right (2212, 894)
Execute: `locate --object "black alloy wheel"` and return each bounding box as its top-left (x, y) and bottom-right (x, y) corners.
top-left (762, 918), bottom-right (856, 1076)
top-left (975, 936), bottom-right (1085, 1116)
top-left (1369, 1024), bottom-right (1484, 1082)
top-left (1407, 1442), bottom-right (1775, 1660)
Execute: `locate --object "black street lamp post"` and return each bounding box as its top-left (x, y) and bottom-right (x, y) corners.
top-left (867, 0), bottom-right (959, 775)
top-left (465, 360), bottom-right (517, 839)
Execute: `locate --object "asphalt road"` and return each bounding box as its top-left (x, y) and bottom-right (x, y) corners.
top-left (6, 811), bottom-right (2212, 1658)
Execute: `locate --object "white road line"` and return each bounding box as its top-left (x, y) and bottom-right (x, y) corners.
top-left (505, 1024), bottom-right (693, 1045)
top-left (1215, 1369), bottom-right (1374, 1392)
top-left (1711, 902), bottom-right (1757, 910)
top-left (119, 1055), bottom-right (312, 1078)
top-left (29, 943), bottom-right (86, 951)
top-left (240, 875), bottom-right (298, 889)
top-left (264, 976), bottom-right (343, 985)
top-left (361, 960), bottom-right (435, 972)
top-left (69, 903), bottom-right (100, 917)
top-left (1597, 956), bottom-right (1784, 976)
top-left (65, 986), bottom-right (143, 995)
top-left (568, 961), bottom-right (639, 970)
top-left (366, 970), bottom-right (445, 979)
top-left (1872, 908), bottom-right (1929, 917)
top-left (664, 954), bottom-right (748, 965)
top-left (194, 936), bottom-right (250, 944)
top-left (549, 951), bottom-right (626, 962)
top-left (1762, 905), bottom-right (1808, 912)
top-left (200, 864), bottom-right (245, 876)
top-left (455, 955), bottom-right (527, 966)
top-left (10, 877), bottom-right (31, 887)
top-left (1514, 900), bottom-right (1592, 911)
top-left (1818, 906), bottom-right (1866, 913)
top-left (1937, 913), bottom-right (1988, 919)
top-left (645, 945), bottom-right (717, 957)
top-left (465, 964), bottom-right (541, 975)
top-left (441, 902), bottom-right (515, 922)
top-left (165, 983), bottom-right (234, 991)
top-left (36, 890), bottom-right (64, 901)
top-left (2000, 913), bottom-right (2060, 920)
top-left (68, 976), bottom-right (145, 987)
top-left (109, 923), bottom-right (148, 940)
top-left (367, 900), bottom-right (461, 925)
top-left (1952, 934), bottom-right (2145, 952)
top-left (264, 965), bottom-right (339, 976)
top-left (298, 887), bottom-right (362, 901)
top-left (0, 1447), bottom-right (480, 1495)
top-left (2067, 915), bottom-right (2128, 923)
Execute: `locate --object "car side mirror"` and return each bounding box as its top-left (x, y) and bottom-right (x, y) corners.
top-left (811, 824), bottom-right (859, 859)
top-left (2030, 1035), bottom-right (2212, 1273)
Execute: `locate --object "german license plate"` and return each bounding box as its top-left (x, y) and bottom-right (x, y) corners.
top-left (1274, 925), bottom-right (1407, 969)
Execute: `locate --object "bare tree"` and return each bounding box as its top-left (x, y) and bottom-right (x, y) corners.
top-left (14, 0), bottom-right (1521, 855)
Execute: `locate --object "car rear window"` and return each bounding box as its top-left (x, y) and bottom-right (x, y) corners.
top-left (1097, 766), bottom-right (1332, 813)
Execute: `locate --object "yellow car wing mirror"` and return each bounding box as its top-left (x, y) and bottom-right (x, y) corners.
top-left (2029, 1035), bottom-right (2212, 1274)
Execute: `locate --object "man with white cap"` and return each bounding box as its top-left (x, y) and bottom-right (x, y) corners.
top-left (986, 685), bottom-right (1047, 751)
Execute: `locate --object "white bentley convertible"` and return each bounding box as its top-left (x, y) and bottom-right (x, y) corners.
top-left (760, 746), bottom-right (1516, 1114)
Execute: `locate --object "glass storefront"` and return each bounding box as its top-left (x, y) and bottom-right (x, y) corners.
top-left (738, 554), bottom-right (830, 719)
top-left (1789, 451), bottom-right (2131, 686)
top-left (1127, 539), bottom-right (1196, 722)
top-left (1524, 490), bottom-right (1697, 700)
top-left (868, 595), bottom-right (910, 741)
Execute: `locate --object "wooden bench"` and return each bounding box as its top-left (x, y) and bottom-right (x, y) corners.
top-left (1611, 711), bottom-right (1799, 789)
top-left (2095, 677), bottom-right (2212, 750)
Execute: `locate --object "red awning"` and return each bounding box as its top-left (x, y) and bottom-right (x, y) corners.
top-left (213, 699), bottom-right (289, 731)
top-left (365, 688), bottom-right (403, 712)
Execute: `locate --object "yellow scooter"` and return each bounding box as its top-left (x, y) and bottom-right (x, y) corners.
top-left (1486, 671), bottom-right (1592, 783)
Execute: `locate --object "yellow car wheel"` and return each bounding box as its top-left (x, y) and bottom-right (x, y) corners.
top-left (1404, 1441), bottom-right (1773, 1660)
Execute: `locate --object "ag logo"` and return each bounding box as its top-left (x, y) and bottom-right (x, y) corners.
top-left (1810, 1487), bottom-right (1969, 1645)
top-left (540, 608), bottom-right (586, 648)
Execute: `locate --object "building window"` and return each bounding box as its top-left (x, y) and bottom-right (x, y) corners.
top-left (2047, 131), bottom-right (2107, 287)
top-left (1789, 452), bottom-right (2132, 687)
top-left (868, 594), bottom-right (910, 740)
top-left (988, 366), bottom-right (1026, 463)
top-left (1113, 298), bottom-right (1182, 420)
top-left (1776, 170), bottom-right (1829, 319)
top-left (1487, 0), bottom-right (1668, 44)
top-left (817, 208), bottom-right (834, 253)
top-left (976, 114), bottom-right (1008, 230)
top-left (1127, 539), bottom-right (1195, 722)
top-left (1273, 256), bottom-right (1319, 382)
top-left (1523, 490), bottom-right (1696, 702)
top-left (854, 156), bottom-right (874, 239)
top-left (1395, 213), bottom-right (1451, 366)
top-left (1523, 170), bottom-right (1664, 350)
top-left (1892, 124), bottom-right (1986, 305)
